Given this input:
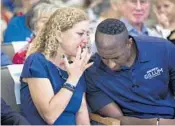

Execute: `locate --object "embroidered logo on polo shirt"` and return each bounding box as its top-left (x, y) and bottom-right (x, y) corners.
top-left (144, 67), bottom-right (163, 79)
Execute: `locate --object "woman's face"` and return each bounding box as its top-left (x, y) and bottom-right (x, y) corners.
top-left (156, 0), bottom-right (175, 22)
top-left (60, 20), bottom-right (90, 57)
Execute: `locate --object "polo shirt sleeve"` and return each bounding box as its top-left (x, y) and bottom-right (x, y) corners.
top-left (167, 41), bottom-right (175, 95)
top-left (21, 54), bottom-right (48, 79)
top-left (85, 71), bottom-right (113, 112)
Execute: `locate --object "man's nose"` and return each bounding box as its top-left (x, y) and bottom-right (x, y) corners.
top-left (136, 0), bottom-right (142, 11)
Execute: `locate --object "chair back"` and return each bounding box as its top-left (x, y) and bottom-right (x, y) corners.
top-left (1, 43), bottom-right (15, 60)
top-left (1, 66), bottom-right (20, 112)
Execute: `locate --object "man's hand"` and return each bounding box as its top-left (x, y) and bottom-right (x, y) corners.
top-left (160, 118), bottom-right (175, 125)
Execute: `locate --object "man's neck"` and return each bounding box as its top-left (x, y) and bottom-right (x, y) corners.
top-left (125, 42), bottom-right (137, 68)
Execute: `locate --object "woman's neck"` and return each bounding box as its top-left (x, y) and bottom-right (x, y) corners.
top-left (49, 49), bottom-right (66, 70)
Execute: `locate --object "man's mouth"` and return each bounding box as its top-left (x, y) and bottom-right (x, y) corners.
top-left (133, 14), bottom-right (144, 18)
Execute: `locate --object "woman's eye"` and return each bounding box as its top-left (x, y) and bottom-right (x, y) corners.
top-left (87, 31), bottom-right (90, 36)
top-left (77, 32), bottom-right (84, 36)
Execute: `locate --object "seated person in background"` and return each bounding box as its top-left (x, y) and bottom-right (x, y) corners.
top-left (110, 0), bottom-right (160, 37)
top-left (153, 0), bottom-right (175, 44)
top-left (1, 0), bottom-right (13, 24)
top-left (12, 2), bottom-right (60, 64)
top-left (3, 15), bottom-right (32, 43)
top-left (3, 0), bottom-right (41, 43)
top-left (1, 98), bottom-right (30, 125)
top-left (20, 8), bottom-right (93, 125)
top-left (14, 0), bottom-right (40, 16)
top-left (85, 19), bottom-right (175, 125)
top-left (1, 51), bottom-right (12, 66)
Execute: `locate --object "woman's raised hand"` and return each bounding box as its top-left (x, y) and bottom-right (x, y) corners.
top-left (64, 46), bottom-right (93, 84)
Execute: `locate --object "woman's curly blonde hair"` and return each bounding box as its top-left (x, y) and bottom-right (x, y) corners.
top-left (27, 7), bottom-right (88, 58)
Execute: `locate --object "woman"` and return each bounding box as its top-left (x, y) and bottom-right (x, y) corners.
top-left (153, 0), bottom-right (175, 43)
top-left (12, 2), bottom-right (60, 64)
top-left (20, 8), bottom-right (93, 125)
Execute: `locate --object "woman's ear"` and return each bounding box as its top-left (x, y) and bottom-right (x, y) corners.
top-left (56, 32), bottom-right (63, 44)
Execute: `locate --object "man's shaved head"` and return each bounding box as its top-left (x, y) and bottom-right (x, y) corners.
top-left (95, 18), bottom-right (135, 71)
top-left (95, 18), bottom-right (129, 50)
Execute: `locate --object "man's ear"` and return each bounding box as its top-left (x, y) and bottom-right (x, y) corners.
top-left (127, 37), bottom-right (133, 47)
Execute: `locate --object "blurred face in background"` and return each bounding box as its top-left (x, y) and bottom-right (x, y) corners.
top-left (155, 0), bottom-right (175, 23)
top-left (63, 0), bottom-right (86, 7)
top-left (34, 11), bottom-right (52, 34)
top-left (21, 0), bottom-right (40, 9)
top-left (122, 0), bottom-right (151, 25)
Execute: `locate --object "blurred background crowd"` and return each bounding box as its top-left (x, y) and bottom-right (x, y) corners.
top-left (1, 0), bottom-right (175, 65)
top-left (1, 0), bottom-right (175, 125)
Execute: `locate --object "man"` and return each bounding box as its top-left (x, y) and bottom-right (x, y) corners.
top-left (85, 18), bottom-right (175, 125)
top-left (111, 0), bottom-right (159, 37)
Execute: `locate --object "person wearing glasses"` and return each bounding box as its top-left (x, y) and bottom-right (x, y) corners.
top-left (111, 0), bottom-right (160, 37)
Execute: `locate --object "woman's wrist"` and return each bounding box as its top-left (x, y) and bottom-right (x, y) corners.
top-left (66, 75), bottom-right (80, 87)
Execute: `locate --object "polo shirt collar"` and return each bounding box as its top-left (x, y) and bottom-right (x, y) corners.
top-left (120, 18), bottom-right (149, 36)
top-left (131, 36), bottom-right (150, 63)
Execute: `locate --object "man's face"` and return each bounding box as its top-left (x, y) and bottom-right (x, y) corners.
top-left (96, 34), bottom-right (132, 71)
top-left (123, 0), bottom-right (151, 25)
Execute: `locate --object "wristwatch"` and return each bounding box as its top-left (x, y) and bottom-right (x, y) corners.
top-left (63, 82), bottom-right (75, 92)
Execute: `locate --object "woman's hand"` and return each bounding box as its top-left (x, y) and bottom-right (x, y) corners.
top-left (153, 6), bottom-right (169, 28)
top-left (64, 46), bottom-right (93, 86)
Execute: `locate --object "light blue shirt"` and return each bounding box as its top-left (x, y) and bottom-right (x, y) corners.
top-left (120, 18), bottom-right (149, 36)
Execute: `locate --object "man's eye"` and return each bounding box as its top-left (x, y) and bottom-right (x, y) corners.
top-left (164, 4), bottom-right (169, 8)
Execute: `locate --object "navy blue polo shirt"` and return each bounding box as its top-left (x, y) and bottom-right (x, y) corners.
top-left (85, 36), bottom-right (175, 119)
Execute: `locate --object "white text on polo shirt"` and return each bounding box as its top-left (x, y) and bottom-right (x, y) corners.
top-left (144, 67), bottom-right (163, 79)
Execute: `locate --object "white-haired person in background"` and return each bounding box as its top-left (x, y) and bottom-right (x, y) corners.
top-left (12, 1), bottom-right (61, 64)
top-left (153, 0), bottom-right (175, 44)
